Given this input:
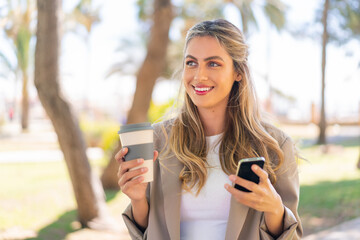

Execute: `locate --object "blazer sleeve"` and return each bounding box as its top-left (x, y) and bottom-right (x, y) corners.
top-left (259, 136), bottom-right (303, 240)
top-left (121, 121), bottom-right (165, 240)
top-left (122, 185), bottom-right (150, 240)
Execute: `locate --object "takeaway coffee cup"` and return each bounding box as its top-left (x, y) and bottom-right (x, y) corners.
top-left (118, 122), bottom-right (154, 182)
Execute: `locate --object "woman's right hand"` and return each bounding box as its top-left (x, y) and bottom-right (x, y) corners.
top-left (116, 147), bottom-right (158, 201)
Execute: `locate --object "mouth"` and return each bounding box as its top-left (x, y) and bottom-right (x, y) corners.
top-left (192, 85), bottom-right (214, 95)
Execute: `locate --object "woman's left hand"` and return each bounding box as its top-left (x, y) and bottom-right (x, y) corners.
top-left (225, 164), bottom-right (284, 216)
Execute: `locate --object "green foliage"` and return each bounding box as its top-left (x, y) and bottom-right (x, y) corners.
top-left (313, 0), bottom-right (360, 44)
top-left (264, 1), bottom-right (286, 32)
top-left (331, 0), bottom-right (360, 40)
top-left (148, 99), bottom-right (175, 123)
top-left (228, 0), bottom-right (287, 36)
top-left (16, 26), bottom-right (31, 71)
top-left (136, 0), bottom-right (152, 21)
top-left (79, 120), bottom-right (119, 154)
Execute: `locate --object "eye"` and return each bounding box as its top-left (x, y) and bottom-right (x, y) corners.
top-left (186, 60), bottom-right (197, 67)
top-left (209, 61), bottom-right (220, 67)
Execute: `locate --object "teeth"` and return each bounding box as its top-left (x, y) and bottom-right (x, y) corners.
top-left (194, 87), bottom-right (212, 92)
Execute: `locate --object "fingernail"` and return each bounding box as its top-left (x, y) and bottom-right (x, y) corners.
top-left (224, 184), bottom-right (229, 190)
top-left (253, 165), bottom-right (258, 170)
top-left (229, 175), bottom-right (236, 182)
top-left (141, 167), bottom-right (147, 172)
top-left (137, 159), bottom-right (144, 163)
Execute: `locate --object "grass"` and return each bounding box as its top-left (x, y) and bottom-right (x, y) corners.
top-left (297, 145), bottom-right (360, 235)
top-left (0, 159), bottom-right (130, 240)
top-left (0, 161), bottom-right (73, 230)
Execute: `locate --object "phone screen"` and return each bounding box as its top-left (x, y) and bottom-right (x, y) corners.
top-left (234, 157), bottom-right (265, 192)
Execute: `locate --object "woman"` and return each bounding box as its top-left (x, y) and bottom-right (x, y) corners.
top-left (116, 19), bottom-right (302, 240)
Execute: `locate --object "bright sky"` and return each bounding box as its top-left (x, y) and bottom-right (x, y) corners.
top-left (0, 0), bottom-right (359, 121)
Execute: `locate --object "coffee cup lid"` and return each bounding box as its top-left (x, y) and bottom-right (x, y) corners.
top-left (118, 122), bottom-right (153, 134)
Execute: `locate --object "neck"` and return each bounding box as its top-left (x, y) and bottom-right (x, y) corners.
top-left (198, 107), bottom-right (226, 136)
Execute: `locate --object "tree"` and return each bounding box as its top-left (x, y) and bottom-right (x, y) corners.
top-left (100, 0), bottom-right (173, 189)
top-left (316, 0), bottom-right (360, 144)
top-left (0, 0), bottom-right (99, 130)
top-left (0, 0), bottom-right (35, 130)
top-left (126, 0), bottom-right (173, 124)
top-left (318, 0), bottom-right (330, 145)
top-left (35, 0), bottom-right (114, 229)
top-left (226, 0), bottom-right (286, 37)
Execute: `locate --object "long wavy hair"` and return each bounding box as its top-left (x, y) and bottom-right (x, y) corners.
top-left (164, 19), bottom-right (284, 195)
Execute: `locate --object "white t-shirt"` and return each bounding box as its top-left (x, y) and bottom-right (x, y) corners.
top-left (180, 133), bottom-right (232, 240)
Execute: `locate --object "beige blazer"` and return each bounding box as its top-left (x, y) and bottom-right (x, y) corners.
top-left (123, 120), bottom-right (303, 240)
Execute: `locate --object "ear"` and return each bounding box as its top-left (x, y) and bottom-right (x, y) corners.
top-left (235, 73), bottom-right (242, 82)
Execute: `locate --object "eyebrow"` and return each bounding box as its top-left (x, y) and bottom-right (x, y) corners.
top-left (185, 54), bottom-right (225, 62)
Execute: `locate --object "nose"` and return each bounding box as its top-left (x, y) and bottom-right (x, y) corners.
top-left (194, 65), bottom-right (208, 81)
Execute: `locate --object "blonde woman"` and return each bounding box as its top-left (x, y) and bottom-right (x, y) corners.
top-left (116, 19), bottom-right (302, 240)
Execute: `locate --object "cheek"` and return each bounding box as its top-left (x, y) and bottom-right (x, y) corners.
top-left (182, 70), bottom-right (193, 84)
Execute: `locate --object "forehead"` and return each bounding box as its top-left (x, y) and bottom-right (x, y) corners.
top-left (185, 36), bottom-right (231, 60)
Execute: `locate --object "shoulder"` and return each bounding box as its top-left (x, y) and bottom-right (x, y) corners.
top-left (262, 121), bottom-right (291, 148)
top-left (152, 118), bottom-right (175, 137)
top-left (152, 118), bottom-right (176, 150)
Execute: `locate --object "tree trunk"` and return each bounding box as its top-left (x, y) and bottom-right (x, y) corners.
top-left (101, 143), bottom-right (122, 189)
top-left (35, 0), bottom-right (114, 229)
top-left (317, 0), bottom-right (329, 145)
top-left (101, 0), bottom-right (173, 189)
top-left (21, 72), bottom-right (29, 130)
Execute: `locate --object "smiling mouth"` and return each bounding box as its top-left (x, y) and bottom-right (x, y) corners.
top-left (192, 86), bottom-right (214, 94)
top-left (193, 86), bottom-right (214, 92)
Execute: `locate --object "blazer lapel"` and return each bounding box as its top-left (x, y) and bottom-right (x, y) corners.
top-left (160, 154), bottom-right (183, 240)
top-left (225, 197), bottom-right (250, 240)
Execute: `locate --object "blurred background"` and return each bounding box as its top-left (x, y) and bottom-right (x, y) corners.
top-left (0, 0), bottom-right (359, 239)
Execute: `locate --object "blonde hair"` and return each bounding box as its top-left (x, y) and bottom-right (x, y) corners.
top-left (164, 19), bottom-right (284, 195)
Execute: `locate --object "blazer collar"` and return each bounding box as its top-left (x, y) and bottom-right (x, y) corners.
top-left (160, 153), bottom-right (183, 240)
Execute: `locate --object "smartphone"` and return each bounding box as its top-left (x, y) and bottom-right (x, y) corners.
top-left (234, 157), bottom-right (265, 192)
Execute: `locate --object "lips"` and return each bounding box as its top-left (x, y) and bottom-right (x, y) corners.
top-left (192, 85), bottom-right (214, 95)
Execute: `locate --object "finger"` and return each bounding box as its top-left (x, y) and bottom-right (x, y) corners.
top-left (153, 150), bottom-right (159, 162)
top-left (251, 164), bottom-right (269, 182)
top-left (118, 166), bottom-right (148, 187)
top-left (115, 148), bottom-right (128, 162)
top-left (224, 183), bottom-right (260, 209)
top-left (224, 183), bottom-right (250, 201)
top-left (118, 158), bottom-right (144, 176)
top-left (224, 183), bottom-right (243, 198)
top-left (120, 175), bottom-right (145, 191)
top-left (229, 175), bottom-right (258, 192)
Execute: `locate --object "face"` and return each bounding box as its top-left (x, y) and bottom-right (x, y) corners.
top-left (182, 36), bottom-right (240, 113)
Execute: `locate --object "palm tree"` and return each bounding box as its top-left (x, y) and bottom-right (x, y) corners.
top-left (0, 0), bottom-right (35, 130)
top-left (65, 0), bottom-right (100, 35)
top-left (318, 0), bottom-right (330, 145)
top-left (226, 0), bottom-right (286, 37)
top-left (0, 0), bottom-right (99, 131)
top-left (317, 0), bottom-right (360, 144)
top-left (101, 0), bottom-right (174, 189)
top-left (35, 0), bottom-right (115, 229)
